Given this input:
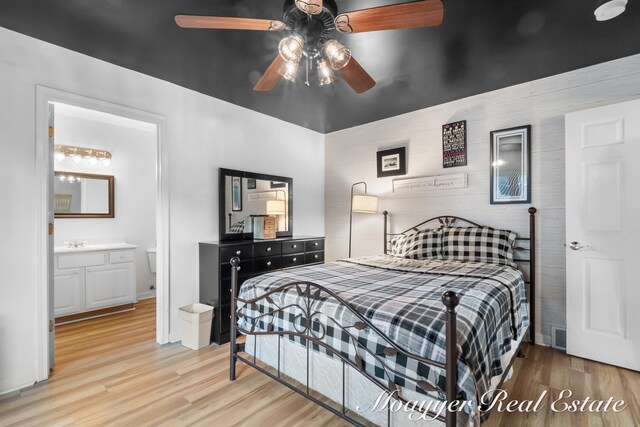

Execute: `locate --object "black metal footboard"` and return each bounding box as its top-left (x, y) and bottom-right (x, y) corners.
top-left (228, 256), bottom-right (461, 427)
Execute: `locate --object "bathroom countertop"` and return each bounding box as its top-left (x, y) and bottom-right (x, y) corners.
top-left (54, 243), bottom-right (138, 254)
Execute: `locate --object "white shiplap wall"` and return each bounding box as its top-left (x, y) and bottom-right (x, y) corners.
top-left (324, 54), bottom-right (640, 345)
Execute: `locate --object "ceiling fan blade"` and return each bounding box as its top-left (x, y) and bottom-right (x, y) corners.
top-left (339, 57), bottom-right (375, 94)
top-left (175, 15), bottom-right (286, 31)
top-left (335, 0), bottom-right (443, 33)
top-left (253, 55), bottom-right (286, 92)
top-left (295, 0), bottom-right (323, 15)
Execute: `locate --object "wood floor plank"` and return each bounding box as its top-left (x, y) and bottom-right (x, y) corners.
top-left (1, 298), bottom-right (639, 426)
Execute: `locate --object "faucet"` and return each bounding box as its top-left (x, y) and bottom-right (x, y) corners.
top-left (65, 240), bottom-right (86, 248)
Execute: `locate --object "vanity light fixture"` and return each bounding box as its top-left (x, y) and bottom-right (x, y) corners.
top-left (54, 145), bottom-right (112, 166)
top-left (349, 181), bottom-right (379, 257)
top-left (594, 0), bottom-right (628, 21)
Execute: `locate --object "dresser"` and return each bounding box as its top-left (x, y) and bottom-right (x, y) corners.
top-left (199, 236), bottom-right (325, 345)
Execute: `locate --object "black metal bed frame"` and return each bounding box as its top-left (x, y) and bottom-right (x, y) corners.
top-left (229, 207), bottom-right (537, 427)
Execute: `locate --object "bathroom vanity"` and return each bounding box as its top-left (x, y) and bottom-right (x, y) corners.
top-left (54, 242), bottom-right (137, 323)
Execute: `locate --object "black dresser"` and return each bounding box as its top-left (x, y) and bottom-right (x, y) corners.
top-left (199, 236), bottom-right (325, 345)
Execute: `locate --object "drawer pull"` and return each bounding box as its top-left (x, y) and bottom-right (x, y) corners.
top-left (87, 268), bottom-right (92, 272)
top-left (267, 247), bottom-right (272, 252)
top-left (292, 258), bottom-right (297, 262)
top-left (292, 244), bottom-right (297, 249)
top-left (120, 254), bottom-right (126, 259)
top-left (236, 250), bottom-right (241, 255)
top-left (314, 254), bottom-right (319, 259)
top-left (74, 270), bottom-right (79, 274)
top-left (237, 266), bottom-right (242, 271)
top-left (266, 261), bottom-right (272, 267)
top-left (314, 242), bottom-right (319, 246)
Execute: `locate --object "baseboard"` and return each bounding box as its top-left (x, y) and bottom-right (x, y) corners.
top-left (0, 370), bottom-right (37, 397)
top-left (137, 291), bottom-right (156, 301)
top-left (535, 333), bottom-right (550, 347)
top-left (169, 330), bottom-right (181, 343)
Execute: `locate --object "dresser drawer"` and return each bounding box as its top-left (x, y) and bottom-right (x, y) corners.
top-left (305, 251), bottom-right (324, 264)
top-left (57, 252), bottom-right (106, 270)
top-left (254, 256), bottom-right (283, 273)
top-left (220, 244), bottom-right (252, 262)
top-left (304, 239), bottom-right (324, 252)
top-left (221, 276), bottom-right (253, 305)
top-left (282, 253), bottom-right (305, 269)
top-left (254, 241), bottom-right (282, 258)
top-left (109, 250), bottom-right (135, 264)
top-left (221, 259), bottom-right (253, 279)
top-left (282, 241), bottom-right (304, 254)
top-left (220, 305), bottom-right (231, 334)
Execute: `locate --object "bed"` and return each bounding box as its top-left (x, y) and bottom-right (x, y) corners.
top-left (228, 208), bottom-right (537, 426)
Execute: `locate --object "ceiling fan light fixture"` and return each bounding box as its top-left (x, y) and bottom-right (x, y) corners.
top-left (279, 60), bottom-right (299, 82)
top-left (594, 0), bottom-right (627, 21)
top-left (323, 39), bottom-right (351, 70)
top-left (278, 34), bottom-right (304, 63)
top-left (317, 59), bottom-right (335, 85)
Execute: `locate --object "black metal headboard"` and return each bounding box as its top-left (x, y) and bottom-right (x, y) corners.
top-left (382, 207), bottom-right (537, 344)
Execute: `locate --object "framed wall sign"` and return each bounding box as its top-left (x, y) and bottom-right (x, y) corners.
top-left (231, 176), bottom-right (242, 211)
top-left (377, 147), bottom-right (407, 178)
top-left (442, 120), bottom-right (467, 168)
top-left (490, 125), bottom-right (531, 204)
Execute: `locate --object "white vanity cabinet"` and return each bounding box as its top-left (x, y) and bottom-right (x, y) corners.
top-left (54, 246), bottom-right (136, 319)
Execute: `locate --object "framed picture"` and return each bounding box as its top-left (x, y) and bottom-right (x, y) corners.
top-left (231, 176), bottom-right (242, 211)
top-left (247, 178), bottom-right (256, 190)
top-left (442, 120), bottom-right (467, 168)
top-left (377, 147), bottom-right (407, 178)
top-left (490, 125), bottom-right (531, 204)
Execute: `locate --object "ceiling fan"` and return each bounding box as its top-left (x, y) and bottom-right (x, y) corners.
top-left (175, 0), bottom-right (443, 94)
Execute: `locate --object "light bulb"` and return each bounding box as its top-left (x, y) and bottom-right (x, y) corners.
top-left (278, 35), bottom-right (304, 63)
top-left (279, 61), bottom-right (299, 82)
top-left (54, 151), bottom-right (65, 162)
top-left (323, 39), bottom-right (351, 70)
top-left (88, 156), bottom-right (98, 166)
top-left (317, 59), bottom-right (335, 86)
top-left (102, 157), bottom-right (112, 167)
top-left (67, 175), bottom-right (75, 182)
top-left (59, 175), bottom-right (66, 181)
top-left (72, 154), bottom-right (82, 163)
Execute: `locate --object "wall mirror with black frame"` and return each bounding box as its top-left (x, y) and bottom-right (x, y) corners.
top-left (219, 168), bottom-right (293, 241)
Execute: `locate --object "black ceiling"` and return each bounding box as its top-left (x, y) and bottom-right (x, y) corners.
top-left (1, 0), bottom-right (638, 133)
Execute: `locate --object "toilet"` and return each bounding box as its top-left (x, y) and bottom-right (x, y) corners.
top-left (147, 247), bottom-right (157, 273)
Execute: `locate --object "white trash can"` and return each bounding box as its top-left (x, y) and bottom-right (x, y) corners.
top-left (178, 303), bottom-right (214, 350)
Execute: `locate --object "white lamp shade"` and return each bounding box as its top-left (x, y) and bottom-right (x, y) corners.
top-left (352, 195), bottom-right (378, 213)
top-left (266, 200), bottom-right (286, 215)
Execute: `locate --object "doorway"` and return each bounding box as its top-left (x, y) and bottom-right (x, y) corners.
top-left (35, 87), bottom-right (169, 381)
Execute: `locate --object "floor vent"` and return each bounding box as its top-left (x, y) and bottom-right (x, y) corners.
top-left (551, 326), bottom-right (567, 351)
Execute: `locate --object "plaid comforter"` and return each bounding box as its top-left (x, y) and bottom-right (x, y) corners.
top-left (237, 255), bottom-right (529, 421)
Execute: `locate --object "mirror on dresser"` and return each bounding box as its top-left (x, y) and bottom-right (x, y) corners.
top-left (54, 171), bottom-right (115, 218)
top-left (219, 168), bottom-right (293, 240)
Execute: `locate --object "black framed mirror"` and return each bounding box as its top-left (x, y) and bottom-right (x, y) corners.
top-left (219, 168), bottom-right (293, 241)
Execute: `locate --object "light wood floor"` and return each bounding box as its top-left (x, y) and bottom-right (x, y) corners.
top-left (1, 298), bottom-right (638, 426)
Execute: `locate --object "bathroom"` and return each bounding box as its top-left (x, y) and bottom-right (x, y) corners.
top-left (51, 102), bottom-right (158, 363)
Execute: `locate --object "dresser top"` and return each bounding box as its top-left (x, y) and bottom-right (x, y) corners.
top-left (200, 235), bottom-right (324, 246)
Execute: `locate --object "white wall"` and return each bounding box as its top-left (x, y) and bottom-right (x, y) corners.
top-left (325, 54), bottom-right (640, 346)
top-left (53, 109), bottom-right (158, 298)
top-left (0, 26), bottom-right (324, 394)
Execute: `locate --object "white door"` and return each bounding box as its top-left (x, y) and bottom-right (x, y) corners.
top-left (54, 268), bottom-right (83, 316)
top-left (565, 99), bottom-right (640, 371)
top-left (85, 263), bottom-right (135, 310)
top-left (48, 103), bottom-right (56, 369)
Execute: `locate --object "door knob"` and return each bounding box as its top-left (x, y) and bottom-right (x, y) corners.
top-left (568, 241), bottom-right (590, 251)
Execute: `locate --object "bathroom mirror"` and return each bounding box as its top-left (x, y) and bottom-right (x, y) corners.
top-left (490, 125), bottom-right (531, 204)
top-left (54, 171), bottom-right (115, 218)
top-left (219, 168), bottom-right (293, 241)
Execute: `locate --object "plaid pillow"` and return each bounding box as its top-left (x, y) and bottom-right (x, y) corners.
top-left (229, 220), bottom-right (245, 233)
top-left (442, 226), bottom-right (517, 267)
top-left (391, 229), bottom-right (443, 260)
